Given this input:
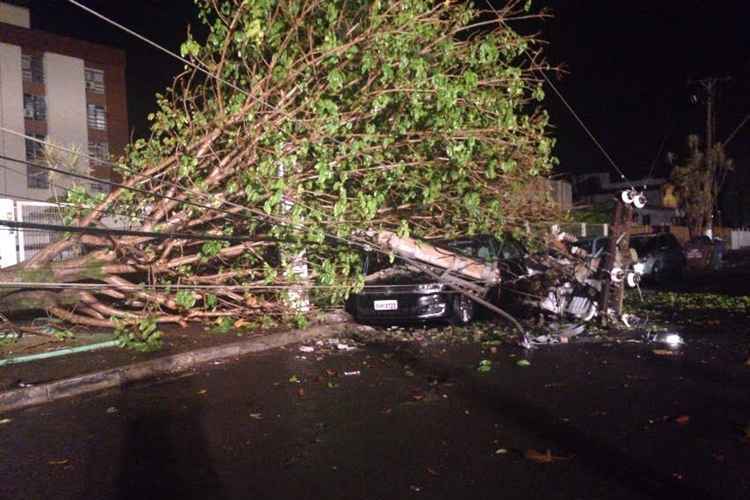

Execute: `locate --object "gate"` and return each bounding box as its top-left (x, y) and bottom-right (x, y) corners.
top-left (0, 198), bottom-right (81, 268)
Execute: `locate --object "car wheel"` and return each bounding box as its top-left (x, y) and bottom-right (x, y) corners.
top-left (451, 293), bottom-right (475, 325)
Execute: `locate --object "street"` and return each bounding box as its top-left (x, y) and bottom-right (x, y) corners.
top-left (2, 326), bottom-right (749, 500)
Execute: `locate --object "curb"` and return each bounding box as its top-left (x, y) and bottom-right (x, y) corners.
top-left (0, 320), bottom-right (359, 414)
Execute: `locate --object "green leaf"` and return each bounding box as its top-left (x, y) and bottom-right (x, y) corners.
top-left (180, 39), bottom-right (201, 58)
top-left (175, 290), bottom-right (198, 310)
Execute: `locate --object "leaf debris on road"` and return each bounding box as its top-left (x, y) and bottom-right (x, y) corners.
top-left (525, 449), bottom-right (573, 464)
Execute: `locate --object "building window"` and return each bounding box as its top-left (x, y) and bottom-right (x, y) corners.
top-left (88, 141), bottom-right (110, 162)
top-left (23, 94), bottom-right (47, 120)
top-left (25, 134), bottom-right (49, 189)
top-left (87, 104), bottom-right (107, 130)
top-left (90, 182), bottom-right (110, 194)
top-left (85, 68), bottom-right (105, 94)
top-left (21, 54), bottom-right (44, 83)
top-left (88, 142), bottom-right (110, 194)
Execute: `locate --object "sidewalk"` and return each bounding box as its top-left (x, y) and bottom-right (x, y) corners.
top-left (0, 312), bottom-right (362, 413)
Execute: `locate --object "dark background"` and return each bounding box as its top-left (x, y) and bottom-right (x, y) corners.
top-left (10, 0), bottom-right (750, 181)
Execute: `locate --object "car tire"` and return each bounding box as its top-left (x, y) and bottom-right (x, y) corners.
top-left (450, 293), bottom-right (475, 325)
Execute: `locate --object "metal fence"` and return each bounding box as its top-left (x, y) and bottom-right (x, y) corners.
top-left (0, 198), bottom-right (81, 268)
top-left (731, 230), bottom-right (750, 250)
top-left (555, 223), bottom-right (609, 238)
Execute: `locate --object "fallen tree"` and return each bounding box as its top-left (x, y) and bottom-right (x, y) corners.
top-left (2, 0), bottom-right (560, 344)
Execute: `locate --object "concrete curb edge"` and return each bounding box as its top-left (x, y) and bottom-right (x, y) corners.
top-left (0, 320), bottom-right (359, 414)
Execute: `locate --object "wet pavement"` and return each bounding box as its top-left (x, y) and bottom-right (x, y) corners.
top-left (1, 328), bottom-right (750, 500)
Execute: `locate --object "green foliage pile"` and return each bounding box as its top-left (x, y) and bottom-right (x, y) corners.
top-left (18, 0), bottom-right (559, 328)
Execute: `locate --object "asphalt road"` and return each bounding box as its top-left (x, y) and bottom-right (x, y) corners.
top-left (1, 330), bottom-right (749, 500)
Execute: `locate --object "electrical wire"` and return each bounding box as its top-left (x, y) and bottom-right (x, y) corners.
top-left (644, 123), bottom-right (671, 185)
top-left (65, 0), bottom-right (256, 102)
top-left (493, 17), bottom-right (633, 189)
top-left (0, 282), bottom-right (454, 291)
top-left (0, 153), bottom-right (272, 229)
top-left (0, 218), bottom-right (260, 243)
top-left (0, 190), bottom-right (163, 228)
top-left (534, 69), bottom-right (632, 186)
top-left (0, 164), bottom-right (166, 228)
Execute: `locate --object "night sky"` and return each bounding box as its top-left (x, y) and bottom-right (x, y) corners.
top-left (15, 0), bottom-right (750, 180)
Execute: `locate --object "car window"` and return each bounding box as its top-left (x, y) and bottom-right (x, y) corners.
top-left (443, 239), bottom-right (479, 257)
top-left (594, 237), bottom-right (610, 255)
top-left (497, 240), bottom-right (524, 260)
top-left (573, 239), bottom-right (594, 254)
top-left (477, 245), bottom-right (493, 261)
top-left (363, 252), bottom-right (392, 274)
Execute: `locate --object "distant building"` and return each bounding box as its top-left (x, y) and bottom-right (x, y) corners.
top-left (0, 2), bottom-right (128, 201)
top-left (572, 172), bottom-right (678, 225)
top-left (548, 179), bottom-right (572, 211)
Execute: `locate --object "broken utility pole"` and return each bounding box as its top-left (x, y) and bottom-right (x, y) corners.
top-left (598, 198), bottom-right (634, 327)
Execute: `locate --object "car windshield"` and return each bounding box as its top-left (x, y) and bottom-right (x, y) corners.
top-left (433, 238), bottom-right (497, 262)
top-left (572, 239), bottom-right (595, 254)
top-left (629, 237), bottom-right (654, 255)
top-left (362, 237), bottom-right (496, 274)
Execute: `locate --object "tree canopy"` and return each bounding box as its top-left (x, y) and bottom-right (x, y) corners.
top-left (3, 0), bottom-right (559, 347)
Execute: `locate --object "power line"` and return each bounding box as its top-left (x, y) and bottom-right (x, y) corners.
top-left (65, 0), bottom-right (255, 101)
top-left (1, 126), bottom-right (122, 172)
top-left (723, 112), bottom-right (750, 148)
top-left (644, 126), bottom-right (670, 185)
top-left (0, 153), bottom-right (265, 228)
top-left (0, 190), bottom-right (163, 228)
top-left (0, 128), bottom-right (267, 227)
top-left (539, 70), bottom-right (632, 186)
top-left (0, 164), bottom-right (165, 227)
top-left (0, 150), bottom-right (374, 256)
top-left (0, 218), bottom-right (260, 243)
top-left (0, 129), bottom-right (296, 236)
top-left (493, 18), bottom-right (632, 187)
top-left (0, 282), bottom-right (453, 291)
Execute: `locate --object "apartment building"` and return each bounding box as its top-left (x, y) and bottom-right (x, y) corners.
top-left (0, 1), bottom-right (128, 201)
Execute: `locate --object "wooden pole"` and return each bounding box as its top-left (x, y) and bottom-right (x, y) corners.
top-left (599, 201), bottom-right (623, 327)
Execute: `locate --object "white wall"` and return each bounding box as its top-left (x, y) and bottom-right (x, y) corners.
top-left (0, 3), bottom-right (30, 28)
top-left (44, 52), bottom-right (89, 196)
top-left (0, 42), bottom-right (26, 199)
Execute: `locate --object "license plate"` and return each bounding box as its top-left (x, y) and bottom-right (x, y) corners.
top-left (373, 300), bottom-right (398, 311)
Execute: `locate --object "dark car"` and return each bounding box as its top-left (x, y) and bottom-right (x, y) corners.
top-left (629, 233), bottom-right (685, 281)
top-left (572, 233), bottom-right (685, 282)
top-left (346, 235), bottom-right (525, 325)
top-left (683, 235), bottom-right (725, 271)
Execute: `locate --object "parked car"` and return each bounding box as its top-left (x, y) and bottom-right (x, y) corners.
top-left (346, 235), bottom-right (525, 325)
top-left (683, 235), bottom-right (725, 271)
top-left (629, 233), bottom-right (686, 281)
top-left (572, 233), bottom-right (685, 282)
